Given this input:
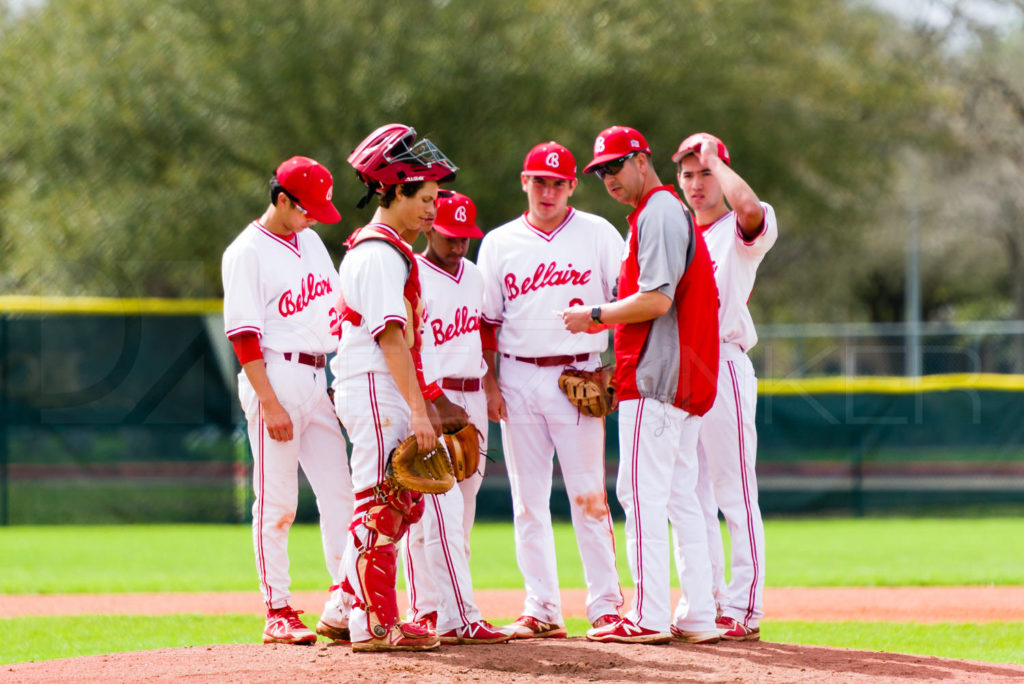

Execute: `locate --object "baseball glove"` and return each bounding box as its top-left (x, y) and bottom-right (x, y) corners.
top-left (558, 365), bottom-right (618, 418)
top-left (443, 423), bottom-right (481, 482)
top-left (386, 435), bottom-right (456, 495)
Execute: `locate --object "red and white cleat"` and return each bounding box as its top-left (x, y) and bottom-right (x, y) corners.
top-left (351, 621), bottom-right (441, 652)
top-left (263, 606), bottom-right (317, 645)
top-left (716, 616), bottom-right (760, 641)
top-left (591, 614), bottom-right (620, 629)
top-left (503, 615), bottom-right (568, 639)
top-left (438, 620), bottom-right (513, 645)
top-left (411, 611), bottom-right (437, 633)
top-left (586, 617), bottom-right (671, 644)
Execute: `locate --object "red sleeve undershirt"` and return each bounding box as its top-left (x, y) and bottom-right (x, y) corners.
top-left (480, 322), bottom-right (498, 352)
top-left (229, 332), bottom-right (263, 365)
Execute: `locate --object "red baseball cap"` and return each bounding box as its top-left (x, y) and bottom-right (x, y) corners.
top-left (275, 156), bottom-right (342, 224)
top-left (671, 132), bottom-right (731, 166)
top-left (432, 191), bottom-right (483, 238)
top-left (583, 126), bottom-right (651, 174)
top-left (522, 141), bottom-right (577, 180)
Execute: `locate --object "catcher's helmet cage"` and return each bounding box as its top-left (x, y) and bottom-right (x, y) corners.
top-left (348, 123), bottom-right (458, 189)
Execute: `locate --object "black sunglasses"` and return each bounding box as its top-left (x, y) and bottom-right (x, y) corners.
top-left (593, 152), bottom-right (639, 180)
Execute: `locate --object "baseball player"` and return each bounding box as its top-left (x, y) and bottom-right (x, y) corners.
top-left (671, 133), bottom-right (777, 641)
top-left (477, 141), bottom-right (625, 638)
top-left (221, 156), bottom-right (354, 645)
top-left (327, 123), bottom-right (456, 652)
top-left (564, 126), bottom-right (721, 645)
top-left (401, 190), bottom-right (512, 645)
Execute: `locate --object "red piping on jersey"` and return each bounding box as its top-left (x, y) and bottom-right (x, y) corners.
top-left (520, 207), bottom-right (575, 242)
top-left (254, 221), bottom-right (301, 257)
top-left (417, 253), bottom-right (465, 283)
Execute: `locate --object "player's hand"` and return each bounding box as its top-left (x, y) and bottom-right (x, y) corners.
top-left (433, 394), bottom-right (470, 433)
top-left (483, 373), bottom-right (508, 422)
top-left (561, 305), bottom-right (600, 334)
top-left (697, 136), bottom-right (724, 170)
top-left (262, 401), bottom-right (294, 442)
top-left (411, 408), bottom-right (438, 451)
top-left (424, 400), bottom-right (444, 436)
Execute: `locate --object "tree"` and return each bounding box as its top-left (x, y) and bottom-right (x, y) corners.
top-left (0, 0), bottom-right (955, 325)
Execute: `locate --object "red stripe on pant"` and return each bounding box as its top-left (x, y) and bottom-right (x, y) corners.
top-left (631, 398), bottom-right (646, 622)
top-left (257, 406), bottom-right (271, 608)
top-left (431, 494), bottom-right (469, 626)
top-left (368, 374), bottom-right (385, 483)
top-left (728, 361), bottom-right (758, 623)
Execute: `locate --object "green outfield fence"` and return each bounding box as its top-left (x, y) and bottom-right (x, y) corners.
top-left (1, 297), bottom-right (1023, 524)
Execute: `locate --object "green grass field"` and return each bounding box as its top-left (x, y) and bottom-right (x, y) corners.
top-left (2, 519), bottom-right (1023, 665)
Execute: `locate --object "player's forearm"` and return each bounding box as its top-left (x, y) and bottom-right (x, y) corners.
top-left (240, 359), bottom-right (284, 411)
top-left (713, 163), bottom-right (764, 236)
top-left (378, 327), bottom-right (430, 418)
top-left (598, 290), bottom-right (673, 324)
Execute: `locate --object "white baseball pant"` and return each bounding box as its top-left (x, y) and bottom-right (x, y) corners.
top-left (692, 348), bottom-right (765, 627)
top-left (404, 387), bottom-right (487, 621)
top-left (238, 358), bottom-right (353, 610)
top-left (618, 397), bottom-right (717, 633)
top-left (333, 372), bottom-right (411, 642)
top-left (499, 356), bottom-right (622, 625)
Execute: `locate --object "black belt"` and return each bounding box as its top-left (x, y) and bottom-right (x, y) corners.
top-left (502, 352), bottom-right (590, 368)
top-left (283, 352), bottom-right (326, 369)
top-left (441, 377), bottom-right (481, 392)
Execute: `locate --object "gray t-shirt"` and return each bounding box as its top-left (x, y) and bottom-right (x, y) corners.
top-left (633, 190), bottom-right (696, 402)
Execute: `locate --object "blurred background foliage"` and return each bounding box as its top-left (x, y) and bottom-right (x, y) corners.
top-left (1, 0), bottom-right (1022, 323)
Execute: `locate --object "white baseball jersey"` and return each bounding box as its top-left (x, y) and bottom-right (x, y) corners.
top-left (477, 208), bottom-right (623, 357)
top-left (221, 220), bottom-right (353, 614)
top-left (330, 233), bottom-right (412, 383)
top-left (700, 202), bottom-right (777, 352)
top-left (416, 255), bottom-right (487, 384)
top-left (223, 221), bottom-right (340, 354)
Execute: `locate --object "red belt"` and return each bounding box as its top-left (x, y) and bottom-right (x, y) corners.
top-left (283, 352), bottom-right (326, 369)
top-left (503, 352), bottom-right (590, 367)
top-left (440, 377), bottom-right (481, 392)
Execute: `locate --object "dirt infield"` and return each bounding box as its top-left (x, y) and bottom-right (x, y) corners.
top-left (5, 587), bottom-right (1024, 683)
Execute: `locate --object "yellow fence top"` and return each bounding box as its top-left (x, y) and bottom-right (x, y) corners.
top-left (760, 373), bottom-right (1024, 394)
top-left (0, 295), bottom-right (223, 315)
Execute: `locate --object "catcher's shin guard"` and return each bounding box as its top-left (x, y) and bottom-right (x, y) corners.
top-left (353, 542), bottom-right (402, 638)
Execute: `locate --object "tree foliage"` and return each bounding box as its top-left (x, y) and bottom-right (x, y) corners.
top-left (0, 0), bottom-right (981, 321)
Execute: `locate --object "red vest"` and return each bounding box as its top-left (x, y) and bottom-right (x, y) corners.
top-left (615, 187), bottom-right (720, 415)
top-left (336, 223), bottom-right (429, 394)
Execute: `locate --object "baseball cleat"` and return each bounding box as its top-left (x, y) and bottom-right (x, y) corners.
top-left (670, 624), bottom-right (721, 644)
top-left (586, 617), bottom-right (671, 644)
top-left (315, 618), bottom-right (351, 643)
top-left (504, 615), bottom-right (568, 639)
top-left (351, 621), bottom-right (440, 652)
top-left (411, 611), bottom-right (437, 633)
top-left (591, 614), bottom-right (620, 629)
top-left (438, 620), bottom-right (514, 645)
top-left (716, 616), bottom-right (761, 641)
top-left (263, 606), bottom-right (317, 645)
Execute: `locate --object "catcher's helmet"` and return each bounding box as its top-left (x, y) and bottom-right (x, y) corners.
top-left (347, 123), bottom-right (458, 188)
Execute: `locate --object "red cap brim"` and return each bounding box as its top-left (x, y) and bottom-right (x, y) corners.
top-left (583, 152), bottom-right (626, 175)
top-left (304, 201), bottom-right (341, 224)
top-left (432, 222), bottom-right (483, 239)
